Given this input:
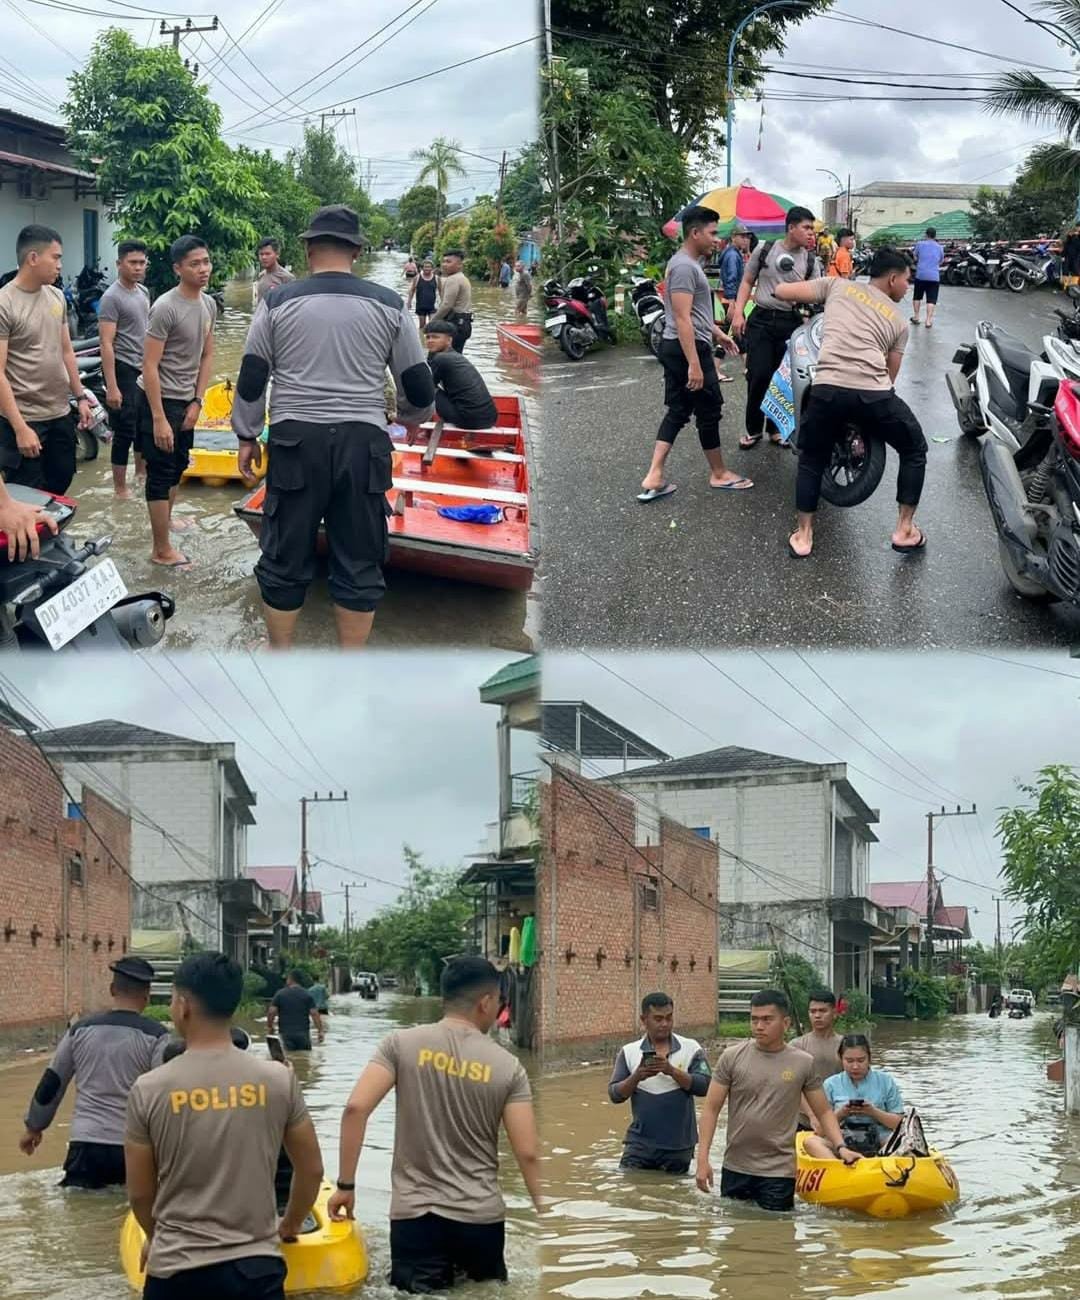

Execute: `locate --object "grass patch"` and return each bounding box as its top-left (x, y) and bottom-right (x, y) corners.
top-left (716, 1018), bottom-right (752, 1038)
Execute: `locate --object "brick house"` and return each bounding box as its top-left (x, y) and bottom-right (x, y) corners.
top-left (0, 726), bottom-right (131, 1038)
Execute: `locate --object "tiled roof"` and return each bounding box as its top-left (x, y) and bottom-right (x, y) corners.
top-left (36, 719), bottom-right (203, 749)
top-left (621, 745), bottom-right (817, 780)
top-left (870, 881), bottom-right (927, 912)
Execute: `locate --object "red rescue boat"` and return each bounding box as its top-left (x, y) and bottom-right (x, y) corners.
top-left (495, 322), bottom-right (542, 369)
top-left (233, 395), bottom-right (537, 591)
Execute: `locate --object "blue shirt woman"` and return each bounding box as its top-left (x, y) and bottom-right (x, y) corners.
top-left (823, 1046), bottom-right (904, 1143)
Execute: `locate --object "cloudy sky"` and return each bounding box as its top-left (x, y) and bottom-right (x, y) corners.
top-left (544, 650), bottom-right (1080, 945)
top-left (0, 651), bottom-right (537, 930)
top-left (725, 0), bottom-right (1078, 210)
top-left (3, 0), bottom-right (538, 204)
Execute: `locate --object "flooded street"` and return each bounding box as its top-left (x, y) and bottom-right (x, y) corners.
top-left (538, 1014), bottom-right (1080, 1299)
top-left (0, 994), bottom-right (540, 1299)
top-left (67, 253), bottom-right (540, 650)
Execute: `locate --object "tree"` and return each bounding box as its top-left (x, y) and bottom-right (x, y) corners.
top-left (398, 185), bottom-right (445, 248)
top-left (501, 144), bottom-right (544, 231)
top-left (411, 220), bottom-right (436, 260)
top-left (998, 764), bottom-right (1080, 974)
top-left (985, 1), bottom-right (1080, 208)
top-left (462, 201), bottom-right (515, 279)
top-left (552, 0), bottom-right (832, 159)
top-left (435, 217), bottom-right (470, 261)
top-left (64, 29), bottom-right (264, 295)
top-left (287, 124), bottom-right (368, 215)
top-left (235, 147), bottom-right (319, 271)
top-left (969, 144), bottom-right (1077, 240)
top-left (412, 137), bottom-right (467, 237)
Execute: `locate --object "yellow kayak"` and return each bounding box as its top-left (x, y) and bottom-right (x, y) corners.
top-left (183, 380), bottom-right (268, 487)
top-left (795, 1132), bottom-right (959, 1218)
top-left (119, 1181), bottom-right (368, 1293)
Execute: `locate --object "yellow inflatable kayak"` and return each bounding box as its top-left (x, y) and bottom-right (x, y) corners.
top-left (795, 1132), bottom-right (959, 1218)
top-left (119, 1181), bottom-right (368, 1293)
top-left (182, 380), bottom-right (268, 487)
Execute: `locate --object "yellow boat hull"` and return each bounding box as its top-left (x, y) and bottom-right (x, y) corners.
top-left (181, 445), bottom-right (267, 487)
top-left (119, 1182), bottom-right (368, 1293)
top-left (183, 379), bottom-right (267, 487)
top-left (795, 1132), bottom-right (959, 1218)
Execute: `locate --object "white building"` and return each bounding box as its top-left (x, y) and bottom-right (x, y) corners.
top-left (35, 720), bottom-right (263, 965)
top-left (0, 107), bottom-right (118, 273)
top-left (821, 181), bottom-right (1008, 237)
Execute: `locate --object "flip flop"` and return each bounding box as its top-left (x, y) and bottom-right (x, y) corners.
top-left (717, 373), bottom-right (735, 383)
top-left (151, 554), bottom-right (193, 569)
top-left (711, 476), bottom-right (754, 491)
top-left (637, 484), bottom-right (677, 502)
top-left (788, 535), bottom-right (811, 559)
top-left (891, 529), bottom-right (927, 554)
top-left (739, 434), bottom-right (764, 449)
top-left (910, 317), bottom-right (921, 325)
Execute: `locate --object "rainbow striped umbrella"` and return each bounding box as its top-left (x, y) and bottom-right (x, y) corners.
top-left (662, 184), bottom-right (797, 240)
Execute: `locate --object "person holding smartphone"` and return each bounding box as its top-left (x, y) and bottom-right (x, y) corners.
top-left (802, 1033), bottom-right (904, 1160)
top-left (608, 992), bottom-right (711, 1174)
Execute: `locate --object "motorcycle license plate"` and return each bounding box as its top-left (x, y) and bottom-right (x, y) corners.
top-left (642, 309), bottom-right (663, 325)
top-left (33, 558), bottom-right (127, 651)
top-left (546, 314), bottom-right (567, 328)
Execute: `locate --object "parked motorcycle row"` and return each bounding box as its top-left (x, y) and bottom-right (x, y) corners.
top-left (938, 242), bottom-right (1060, 293)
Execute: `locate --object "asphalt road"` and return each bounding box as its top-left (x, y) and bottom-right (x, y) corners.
top-left (539, 284), bottom-right (1080, 648)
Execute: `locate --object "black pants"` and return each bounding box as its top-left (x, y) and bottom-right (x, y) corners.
top-left (144, 1256), bottom-right (286, 1300)
top-left (796, 384), bottom-right (928, 514)
top-left (137, 392), bottom-right (194, 502)
top-left (0, 411), bottom-right (77, 496)
top-left (912, 279), bottom-right (940, 305)
top-left (744, 308), bottom-right (801, 438)
top-left (620, 1145), bottom-right (693, 1174)
top-left (656, 337), bottom-right (723, 451)
top-left (281, 1032), bottom-right (311, 1052)
top-left (255, 419), bottom-right (392, 614)
top-left (61, 1140), bottom-right (126, 1188)
top-left (720, 1166), bottom-right (795, 1212)
top-left (448, 312), bottom-right (473, 354)
top-left (435, 389), bottom-right (497, 431)
top-left (110, 359), bottom-right (142, 468)
top-left (390, 1214), bottom-right (506, 1293)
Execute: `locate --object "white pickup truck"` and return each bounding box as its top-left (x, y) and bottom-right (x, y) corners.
top-left (1005, 988), bottom-right (1035, 1016)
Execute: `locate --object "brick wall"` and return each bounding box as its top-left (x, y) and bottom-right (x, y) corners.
top-left (0, 730), bottom-right (131, 1035)
top-left (537, 766), bottom-right (718, 1060)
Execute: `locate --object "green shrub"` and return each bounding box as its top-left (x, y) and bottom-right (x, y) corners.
top-left (901, 967), bottom-right (951, 1019)
top-left (243, 970), bottom-right (269, 1001)
top-left (837, 988), bottom-right (873, 1033)
top-left (716, 1018), bottom-right (752, 1038)
top-left (143, 1004), bottom-right (173, 1023)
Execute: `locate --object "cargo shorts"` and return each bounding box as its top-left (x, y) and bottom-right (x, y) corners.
top-left (254, 419), bottom-right (393, 613)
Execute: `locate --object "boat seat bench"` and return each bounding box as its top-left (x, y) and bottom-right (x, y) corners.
top-left (391, 443), bottom-right (524, 465)
top-left (391, 478), bottom-right (528, 506)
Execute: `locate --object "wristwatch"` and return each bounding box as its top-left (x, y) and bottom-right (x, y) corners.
top-left (336, 1179), bottom-right (355, 1191)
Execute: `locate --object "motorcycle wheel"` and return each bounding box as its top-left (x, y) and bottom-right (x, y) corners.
top-left (990, 268), bottom-right (1006, 290)
top-left (559, 327), bottom-right (588, 361)
top-left (998, 537), bottom-right (1055, 601)
top-left (75, 427), bottom-right (99, 462)
top-left (819, 425), bottom-right (887, 508)
top-left (648, 316), bottom-right (664, 358)
top-left (966, 265), bottom-right (990, 288)
top-left (1005, 267), bottom-right (1027, 293)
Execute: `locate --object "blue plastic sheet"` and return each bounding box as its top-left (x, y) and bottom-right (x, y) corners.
top-left (436, 504), bottom-right (504, 525)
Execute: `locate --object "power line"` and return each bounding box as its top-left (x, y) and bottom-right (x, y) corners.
top-left (3, 0), bottom-right (79, 63)
top-left (245, 651), bottom-right (344, 790)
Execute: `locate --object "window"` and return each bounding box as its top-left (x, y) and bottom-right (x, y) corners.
top-left (639, 881), bottom-right (659, 911)
top-left (691, 826), bottom-right (711, 839)
top-left (68, 854), bottom-right (84, 885)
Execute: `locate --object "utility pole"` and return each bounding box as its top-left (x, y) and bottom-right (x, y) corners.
top-left (160, 16), bottom-right (218, 52)
top-left (925, 804), bottom-right (978, 971)
top-left (344, 883), bottom-right (351, 950)
top-left (994, 895), bottom-right (1003, 963)
top-left (845, 172), bottom-right (852, 229)
top-left (320, 107), bottom-right (356, 135)
top-left (541, 0), bottom-right (564, 269)
top-left (496, 149), bottom-right (508, 215)
top-left (299, 791), bottom-right (349, 955)
top-left (182, 57), bottom-right (199, 78)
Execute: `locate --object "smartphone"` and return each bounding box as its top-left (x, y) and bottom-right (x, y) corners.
top-left (848, 1098), bottom-right (865, 1107)
top-left (266, 1034), bottom-right (286, 1063)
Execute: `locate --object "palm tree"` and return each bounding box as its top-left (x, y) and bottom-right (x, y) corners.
top-left (411, 137), bottom-right (467, 238)
top-left (985, 0), bottom-right (1080, 197)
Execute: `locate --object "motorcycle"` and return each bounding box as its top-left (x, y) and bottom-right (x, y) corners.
top-left (996, 248), bottom-right (1053, 293)
top-left (1053, 283), bottom-right (1080, 345)
top-left (73, 353), bottom-right (112, 462)
top-left (627, 273), bottom-right (666, 356)
top-left (543, 272), bottom-right (616, 360)
top-left (979, 375), bottom-right (1080, 607)
top-left (964, 244), bottom-right (1004, 288)
top-left (0, 484), bottom-right (175, 651)
top-left (74, 265), bottom-right (109, 338)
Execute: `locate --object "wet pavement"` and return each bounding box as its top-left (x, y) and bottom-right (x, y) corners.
top-left (540, 285), bottom-right (1080, 648)
top-left (66, 254), bottom-right (539, 651)
top-left (0, 993), bottom-right (539, 1299)
top-left (537, 1013), bottom-right (1079, 1299)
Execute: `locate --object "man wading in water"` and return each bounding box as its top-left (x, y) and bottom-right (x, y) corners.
top-left (329, 957), bottom-right (541, 1293)
top-left (791, 989), bottom-right (843, 1133)
top-left (696, 989), bottom-right (859, 1211)
top-left (638, 205), bottom-right (746, 502)
top-left (98, 239), bottom-right (150, 499)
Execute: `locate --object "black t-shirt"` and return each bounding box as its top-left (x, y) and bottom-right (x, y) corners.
top-left (272, 985), bottom-right (315, 1038)
top-left (428, 350), bottom-right (496, 424)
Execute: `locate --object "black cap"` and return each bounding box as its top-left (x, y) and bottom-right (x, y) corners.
top-left (299, 204), bottom-right (365, 248)
top-left (423, 320), bottom-right (456, 336)
top-left (110, 955), bottom-right (155, 983)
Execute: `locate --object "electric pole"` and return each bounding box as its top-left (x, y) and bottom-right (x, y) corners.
top-left (182, 57), bottom-right (200, 78)
top-left (993, 895), bottom-right (1003, 962)
top-left (925, 804), bottom-right (978, 971)
top-left (344, 883), bottom-right (351, 950)
top-left (542, 0), bottom-right (564, 270)
top-left (299, 791), bottom-right (349, 954)
top-left (160, 16), bottom-right (218, 52)
top-left (496, 149), bottom-right (508, 215)
top-left (320, 107), bottom-right (356, 135)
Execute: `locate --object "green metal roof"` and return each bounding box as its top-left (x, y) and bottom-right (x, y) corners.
top-left (479, 656), bottom-right (539, 704)
top-left (871, 209), bottom-right (974, 241)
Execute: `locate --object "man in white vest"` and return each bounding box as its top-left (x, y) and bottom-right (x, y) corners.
top-left (608, 992), bottom-right (711, 1174)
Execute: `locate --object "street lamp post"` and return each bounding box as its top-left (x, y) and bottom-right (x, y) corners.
top-left (817, 168), bottom-right (843, 223)
top-left (726, 0), bottom-right (814, 187)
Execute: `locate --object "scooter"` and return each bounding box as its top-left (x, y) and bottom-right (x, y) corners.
top-left (627, 274), bottom-right (665, 356)
top-left (0, 484), bottom-right (175, 651)
top-left (543, 273), bottom-right (616, 360)
top-left (74, 265), bottom-right (109, 338)
top-left (979, 376), bottom-right (1080, 607)
top-left (73, 359), bottom-right (111, 462)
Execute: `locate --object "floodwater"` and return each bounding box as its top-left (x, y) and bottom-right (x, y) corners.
top-left (66, 254), bottom-right (540, 650)
top-left (537, 1013), bottom-right (1080, 1299)
top-left (0, 994), bottom-right (540, 1299)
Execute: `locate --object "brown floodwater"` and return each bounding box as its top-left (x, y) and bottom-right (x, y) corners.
top-left (537, 1013), bottom-right (1080, 1299)
top-left (0, 994), bottom-right (540, 1299)
top-left (66, 254), bottom-right (540, 650)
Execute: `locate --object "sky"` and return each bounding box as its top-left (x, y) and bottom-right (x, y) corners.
top-left (1, 0), bottom-right (538, 204)
top-left (0, 651), bottom-right (538, 931)
top-left (542, 650), bottom-right (1080, 946)
top-left (722, 0), bottom-right (1079, 211)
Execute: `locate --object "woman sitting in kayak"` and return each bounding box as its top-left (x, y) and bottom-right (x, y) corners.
top-left (802, 1034), bottom-right (904, 1159)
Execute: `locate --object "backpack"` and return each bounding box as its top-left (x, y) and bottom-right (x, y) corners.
top-left (759, 240), bottom-right (818, 279)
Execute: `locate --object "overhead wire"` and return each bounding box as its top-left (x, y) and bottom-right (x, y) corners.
top-left (3, 0), bottom-right (79, 63)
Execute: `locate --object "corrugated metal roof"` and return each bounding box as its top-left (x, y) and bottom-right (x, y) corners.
top-left (855, 181), bottom-right (1007, 198)
top-left (36, 719), bottom-right (203, 749)
top-left (873, 210), bottom-right (974, 241)
top-left (0, 149), bottom-right (96, 181)
top-left (617, 745), bottom-right (817, 781)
